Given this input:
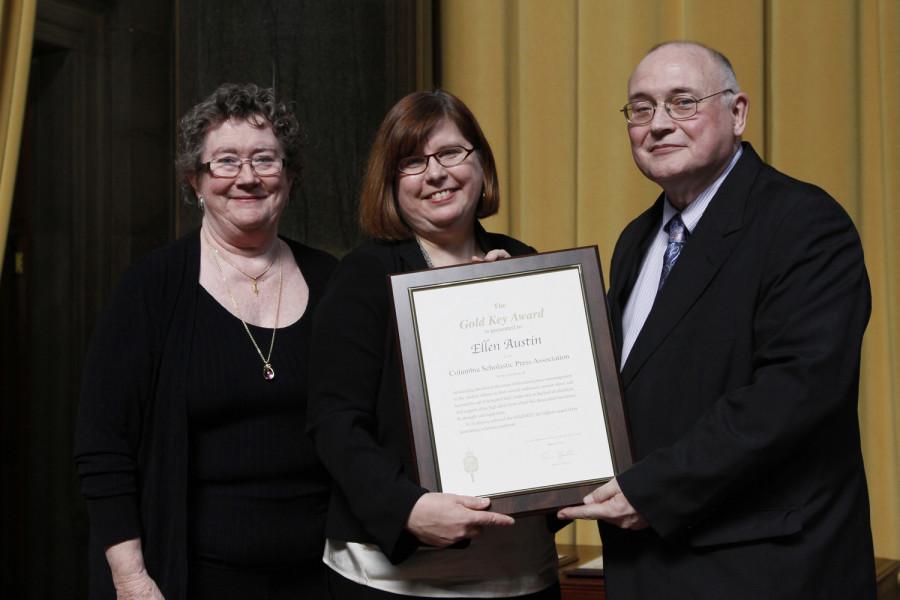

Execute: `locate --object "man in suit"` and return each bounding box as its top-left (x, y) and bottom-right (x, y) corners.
top-left (558, 41), bottom-right (875, 598)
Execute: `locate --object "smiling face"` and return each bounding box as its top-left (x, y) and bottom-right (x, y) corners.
top-left (395, 119), bottom-right (484, 238)
top-left (192, 117), bottom-right (291, 242)
top-left (627, 44), bottom-right (748, 208)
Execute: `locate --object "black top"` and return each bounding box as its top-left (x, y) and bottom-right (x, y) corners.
top-left (74, 231), bottom-right (337, 599)
top-left (307, 225), bottom-right (537, 564)
top-left (188, 288), bottom-right (329, 567)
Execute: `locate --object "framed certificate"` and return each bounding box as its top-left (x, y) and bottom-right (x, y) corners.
top-left (389, 246), bottom-right (632, 515)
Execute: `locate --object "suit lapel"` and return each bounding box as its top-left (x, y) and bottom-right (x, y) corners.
top-left (620, 143), bottom-right (764, 386)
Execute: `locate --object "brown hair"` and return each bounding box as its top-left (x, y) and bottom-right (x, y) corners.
top-left (176, 83), bottom-right (303, 204)
top-left (358, 90), bottom-right (500, 240)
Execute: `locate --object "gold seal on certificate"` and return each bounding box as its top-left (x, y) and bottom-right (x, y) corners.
top-left (463, 450), bottom-right (479, 482)
top-left (390, 247), bottom-right (632, 515)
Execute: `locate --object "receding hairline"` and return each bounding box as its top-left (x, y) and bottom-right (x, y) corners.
top-left (628, 41), bottom-right (740, 94)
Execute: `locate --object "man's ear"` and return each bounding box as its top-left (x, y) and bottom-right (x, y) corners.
top-left (731, 92), bottom-right (749, 137)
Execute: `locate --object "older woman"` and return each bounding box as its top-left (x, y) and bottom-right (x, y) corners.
top-left (308, 90), bottom-right (560, 599)
top-left (74, 84), bottom-right (336, 600)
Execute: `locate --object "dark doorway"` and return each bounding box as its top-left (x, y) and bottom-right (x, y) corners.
top-left (0, 1), bottom-right (174, 597)
top-left (0, 37), bottom-right (93, 600)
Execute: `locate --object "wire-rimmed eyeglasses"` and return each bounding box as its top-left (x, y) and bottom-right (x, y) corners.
top-left (201, 154), bottom-right (285, 178)
top-left (620, 89), bottom-right (733, 125)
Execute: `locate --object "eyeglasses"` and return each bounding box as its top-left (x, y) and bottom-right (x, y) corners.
top-left (620, 89), bottom-right (733, 125)
top-left (397, 146), bottom-right (475, 175)
top-left (201, 154), bottom-right (285, 178)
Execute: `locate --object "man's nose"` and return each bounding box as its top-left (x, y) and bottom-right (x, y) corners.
top-left (649, 103), bottom-right (676, 132)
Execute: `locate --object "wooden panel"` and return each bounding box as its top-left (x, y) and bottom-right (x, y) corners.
top-left (557, 544), bottom-right (605, 600)
top-left (876, 557), bottom-right (900, 600)
top-left (1, 2), bottom-right (422, 598)
top-left (557, 544), bottom-right (899, 600)
top-left (176, 0), bottom-right (421, 256)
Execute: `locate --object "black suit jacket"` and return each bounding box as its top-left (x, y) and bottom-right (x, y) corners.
top-left (604, 144), bottom-right (875, 599)
top-left (307, 226), bottom-right (537, 564)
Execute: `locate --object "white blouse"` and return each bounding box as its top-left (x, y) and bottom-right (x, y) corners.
top-left (323, 515), bottom-right (559, 597)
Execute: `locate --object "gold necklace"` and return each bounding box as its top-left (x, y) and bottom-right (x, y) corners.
top-left (208, 239), bottom-right (278, 296)
top-left (205, 233), bottom-right (283, 380)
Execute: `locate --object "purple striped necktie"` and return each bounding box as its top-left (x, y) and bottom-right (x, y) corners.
top-left (659, 214), bottom-right (688, 290)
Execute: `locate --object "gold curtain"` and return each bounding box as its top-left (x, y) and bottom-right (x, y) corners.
top-left (0, 0), bottom-right (35, 277)
top-left (440, 0), bottom-right (900, 558)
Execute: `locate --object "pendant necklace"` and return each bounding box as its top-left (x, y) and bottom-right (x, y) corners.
top-left (205, 231), bottom-right (283, 380)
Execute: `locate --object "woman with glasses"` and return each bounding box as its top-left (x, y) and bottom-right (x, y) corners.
top-left (75, 83), bottom-right (336, 600)
top-left (307, 90), bottom-right (560, 599)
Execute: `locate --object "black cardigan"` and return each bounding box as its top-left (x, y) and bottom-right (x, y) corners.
top-left (74, 230), bottom-right (337, 599)
top-left (307, 226), bottom-right (535, 564)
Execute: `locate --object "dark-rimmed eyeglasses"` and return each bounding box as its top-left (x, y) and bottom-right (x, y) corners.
top-left (201, 154), bottom-right (285, 178)
top-left (397, 146), bottom-right (475, 175)
top-left (620, 89), bottom-right (733, 125)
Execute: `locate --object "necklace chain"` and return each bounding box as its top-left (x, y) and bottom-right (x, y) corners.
top-left (204, 230), bottom-right (283, 380)
top-left (208, 239), bottom-right (278, 296)
top-left (414, 235), bottom-right (485, 269)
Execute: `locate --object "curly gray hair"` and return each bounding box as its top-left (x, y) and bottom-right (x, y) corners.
top-left (176, 83), bottom-right (303, 202)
